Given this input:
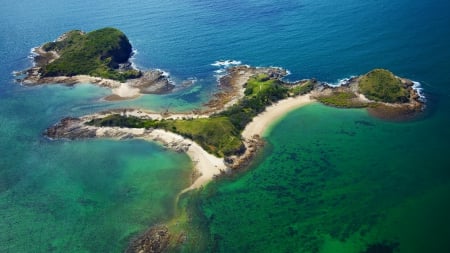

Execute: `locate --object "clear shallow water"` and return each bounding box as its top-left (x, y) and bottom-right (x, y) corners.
top-left (1, 0), bottom-right (450, 252)
top-left (201, 104), bottom-right (450, 252)
top-left (0, 84), bottom-right (192, 252)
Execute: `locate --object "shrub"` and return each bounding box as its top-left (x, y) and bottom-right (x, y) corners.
top-left (359, 69), bottom-right (409, 103)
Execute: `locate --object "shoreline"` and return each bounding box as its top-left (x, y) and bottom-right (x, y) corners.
top-left (18, 46), bottom-right (174, 101)
top-left (242, 95), bottom-right (315, 139)
top-left (203, 66), bottom-right (288, 113)
top-left (42, 65), bottom-right (424, 192)
top-left (43, 97), bottom-right (315, 192)
top-left (42, 65), bottom-right (426, 253)
top-left (47, 119), bottom-right (226, 192)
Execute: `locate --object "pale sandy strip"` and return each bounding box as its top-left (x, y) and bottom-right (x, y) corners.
top-left (94, 127), bottom-right (225, 192)
top-left (111, 83), bottom-right (140, 98)
top-left (242, 94), bottom-right (315, 139)
top-left (143, 129), bottom-right (225, 193)
top-left (85, 109), bottom-right (209, 121)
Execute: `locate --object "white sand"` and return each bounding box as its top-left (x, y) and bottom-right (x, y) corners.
top-left (242, 94), bottom-right (315, 139)
top-left (92, 126), bottom-right (225, 192)
top-left (111, 83), bottom-right (141, 98)
top-left (83, 109), bottom-right (208, 123)
top-left (141, 129), bottom-right (225, 193)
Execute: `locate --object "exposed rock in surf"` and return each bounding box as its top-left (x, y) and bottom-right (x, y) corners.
top-left (126, 225), bottom-right (171, 253)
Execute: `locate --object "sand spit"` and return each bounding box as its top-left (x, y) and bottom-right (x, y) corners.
top-left (45, 116), bottom-right (225, 191)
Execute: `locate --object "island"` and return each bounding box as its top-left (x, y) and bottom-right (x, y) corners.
top-left (16, 27), bottom-right (175, 100)
top-left (21, 28), bottom-right (425, 253)
top-left (313, 68), bottom-right (425, 120)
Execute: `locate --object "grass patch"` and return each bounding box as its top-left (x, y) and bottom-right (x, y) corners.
top-left (359, 69), bottom-right (409, 103)
top-left (165, 117), bottom-right (244, 157)
top-left (244, 74), bottom-right (282, 97)
top-left (40, 27), bottom-right (141, 81)
top-left (220, 73), bottom-right (289, 130)
top-left (87, 115), bottom-right (243, 157)
top-left (290, 80), bottom-right (315, 96)
top-left (317, 91), bottom-right (367, 108)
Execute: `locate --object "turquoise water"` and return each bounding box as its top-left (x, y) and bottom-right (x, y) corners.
top-left (1, 0), bottom-right (450, 252)
top-left (0, 85), bottom-right (193, 252)
top-left (201, 104), bottom-right (450, 252)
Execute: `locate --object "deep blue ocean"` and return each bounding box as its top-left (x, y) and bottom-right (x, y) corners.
top-left (1, 0), bottom-right (450, 252)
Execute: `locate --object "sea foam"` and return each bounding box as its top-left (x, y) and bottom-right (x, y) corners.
top-left (129, 48), bottom-right (139, 70)
top-left (412, 81), bottom-right (426, 102)
top-left (211, 60), bottom-right (242, 67)
top-left (323, 76), bottom-right (356, 87)
top-left (211, 59), bottom-right (243, 82)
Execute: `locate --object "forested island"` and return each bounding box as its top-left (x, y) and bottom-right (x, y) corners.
top-left (17, 27), bottom-right (174, 100)
top-left (21, 28), bottom-right (425, 252)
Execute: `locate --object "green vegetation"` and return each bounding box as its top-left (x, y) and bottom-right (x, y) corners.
top-left (221, 73), bottom-right (289, 131)
top-left (244, 74), bottom-right (282, 97)
top-left (166, 117), bottom-right (244, 157)
top-left (86, 114), bottom-right (164, 129)
top-left (87, 115), bottom-right (243, 157)
top-left (290, 80), bottom-right (315, 96)
top-left (359, 69), bottom-right (409, 103)
top-left (84, 69), bottom-right (416, 156)
top-left (87, 73), bottom-right (294, 157)
top-left (317, 91), bottom-right (367, 108)
top-left (40, 27), bottom-right (141, 81)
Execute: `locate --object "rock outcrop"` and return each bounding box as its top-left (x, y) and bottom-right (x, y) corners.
top-left (126, 225), bottom-right (171, 253)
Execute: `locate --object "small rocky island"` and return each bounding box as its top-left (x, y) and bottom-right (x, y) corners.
top-left (313, 68), bottom-right (425, 120)
top-left (17, 27), bottom-right (174, 100)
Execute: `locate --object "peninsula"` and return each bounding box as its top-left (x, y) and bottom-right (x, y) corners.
top-left (21, 27), bottom-right (425, 253)
top-left (43, 65), bottom-right (424, 253)
top-left (45, 66), bottom-right (424, 190)
top-left (16, 28), bottom-right (174, 100)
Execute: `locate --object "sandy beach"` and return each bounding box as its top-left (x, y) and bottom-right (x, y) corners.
top-left (88, 126), bottom-right (226, 192)
top-left (242, 94), bottom-right (315, 139)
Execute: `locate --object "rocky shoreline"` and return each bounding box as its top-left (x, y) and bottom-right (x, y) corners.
top-left (203, 65), bottom-right (289, 113)
top-left (310, 74), bottom-right (424, 121)
top-left (125, 225), bottom-right (171, 253)
top-left (44, 66), bottom-right (426, 189)
top-left (16, 44), bottom-right (174, 100)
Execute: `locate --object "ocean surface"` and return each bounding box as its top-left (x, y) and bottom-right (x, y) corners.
top-left (1, 0), bottom-right (450, 252)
